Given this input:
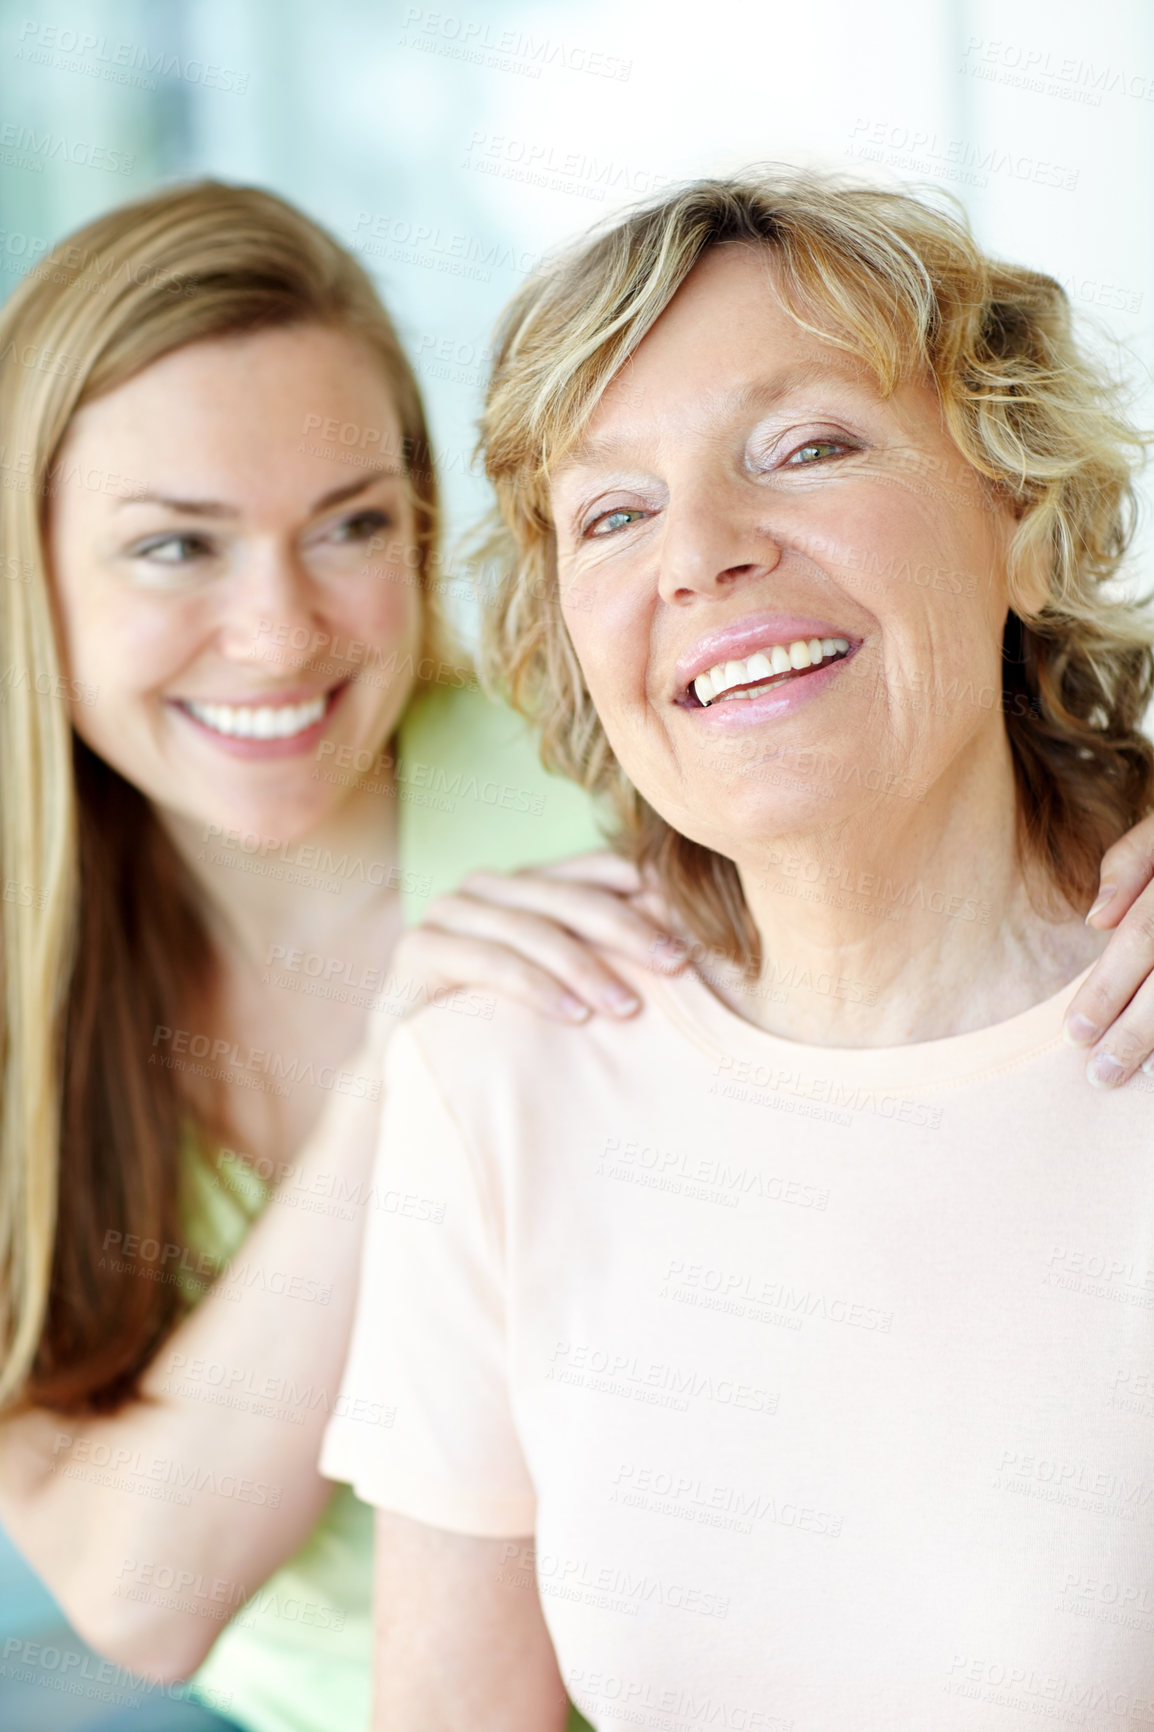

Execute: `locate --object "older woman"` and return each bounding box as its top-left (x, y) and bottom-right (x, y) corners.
top-left (322, 174), bottom-right (1154, 1728)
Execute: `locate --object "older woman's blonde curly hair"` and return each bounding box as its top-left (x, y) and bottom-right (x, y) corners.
top-left (480, 168), bottom-right (1154, 966)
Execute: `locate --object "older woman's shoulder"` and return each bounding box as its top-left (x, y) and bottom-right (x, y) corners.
top-left (387, 949), bottom-right (669, 1115)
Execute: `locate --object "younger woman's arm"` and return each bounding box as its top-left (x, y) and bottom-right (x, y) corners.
top-left (0, 1068), bottom-right (382, 1681)
top-left (0, 855), bottom-right (679, 1681)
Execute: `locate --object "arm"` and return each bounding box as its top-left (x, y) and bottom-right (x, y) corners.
top-left (0, 854), bottom-right (667, 1679)
top-left (0, 1069), bottom-right (383, 1681)
top-left (372, 1512), bottom-right (566, 1732)
top-left (322, 1030), bottom-right (557, 1729)
top-left (1065, 816), bottom-right (1154, 1085)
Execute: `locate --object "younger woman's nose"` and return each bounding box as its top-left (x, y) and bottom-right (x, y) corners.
top-left (214, 544), bottom-right (321, 668)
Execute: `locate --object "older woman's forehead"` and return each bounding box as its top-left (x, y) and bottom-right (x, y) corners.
top-left (552, 356), bottom-right (888, 479)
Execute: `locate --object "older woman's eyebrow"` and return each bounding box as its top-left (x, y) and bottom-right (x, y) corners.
top-left (560, 360), bottom-right (866, 472)
top-left (111, 467), bottom-right (405, 516)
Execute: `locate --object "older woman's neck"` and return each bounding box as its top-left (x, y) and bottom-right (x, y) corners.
top-left (721, 761), bottom-right (1107, 1047)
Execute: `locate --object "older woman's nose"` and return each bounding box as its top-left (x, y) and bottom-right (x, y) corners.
top-left (655, 485), bottom-right (783, 604)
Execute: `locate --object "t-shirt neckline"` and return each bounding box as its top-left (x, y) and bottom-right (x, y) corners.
top-left (648, 958), bottom-right (1096, 1095)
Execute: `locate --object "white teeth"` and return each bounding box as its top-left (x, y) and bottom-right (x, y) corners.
top-left (692, 637), bottom-right (850, 707)
top-left (184, 695), bottom-right (328, 739)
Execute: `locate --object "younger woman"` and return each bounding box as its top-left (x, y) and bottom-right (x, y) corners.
top-left (0, 182), bottom-right (661, 1732)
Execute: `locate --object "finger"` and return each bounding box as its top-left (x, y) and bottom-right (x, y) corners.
top-left (445, 874), bottom-right (687, 972)
top-left (537, 848), bottom-right (679, 928)
top-left (1086, 814), bottom-right (1154, 929)
top-left (415, 903), bottom-right (647, 1015)
top-left (1080, 973), bottom-right (1154, 1088)
top-left (533, 855), bottom-right (686, 957)
top-left (531, 852), bottom-right (644, 892)
top-left (1063, 891), bottom-right (1154, 1052)
top-left (391, 928), bottom-right (606, 1023)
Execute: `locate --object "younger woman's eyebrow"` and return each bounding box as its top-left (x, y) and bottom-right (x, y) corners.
top-left (112, 467), bottom-right (405, 516)
top-left (113, 491), bottom-right (234, 517)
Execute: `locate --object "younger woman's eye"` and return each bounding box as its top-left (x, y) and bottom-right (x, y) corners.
top-left (326, 508), bottom-right (393, 544)
top-left (130, 533), bottom-right (215, 565)
top-left (586, 507), bottom-right (646, 538)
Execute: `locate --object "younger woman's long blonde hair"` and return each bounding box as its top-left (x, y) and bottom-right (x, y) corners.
top-left (0, 181), bottom-right (438, 1414)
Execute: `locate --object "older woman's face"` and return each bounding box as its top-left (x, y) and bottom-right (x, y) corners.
top-left (550, 244), bottom-right (1021, 863)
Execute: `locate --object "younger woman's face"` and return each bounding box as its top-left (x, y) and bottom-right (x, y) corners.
top-left (49, 324), bottom-right (423, 847)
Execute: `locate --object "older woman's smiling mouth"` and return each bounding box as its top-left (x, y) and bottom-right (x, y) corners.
top-left (692, 635), bottom-right (852, 706)
top-left (675, 613), bottom-right (861, 713)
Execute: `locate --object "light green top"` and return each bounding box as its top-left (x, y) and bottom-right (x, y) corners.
top-left (190, 683), bottom-right (603, 1732)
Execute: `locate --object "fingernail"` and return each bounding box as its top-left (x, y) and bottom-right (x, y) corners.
top-left (559, 993), bottom-right (591, 1022)
top-left (651, 937), bottom-right (690, 970)
top-left (1087, 1050), bottom-right (1127, 1088)
top-left (1063, 1012), bottom-right (1101, 1046)
top-left (603, 985), bottom-right (641, 1015)
top-left (1085, 885), bottom-right (1117, 924)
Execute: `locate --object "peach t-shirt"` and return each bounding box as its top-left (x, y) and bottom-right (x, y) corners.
top-left (321, 956), bottom-right (1154, 1731)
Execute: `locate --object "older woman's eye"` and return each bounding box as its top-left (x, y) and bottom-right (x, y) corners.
top-left (786, 440), bottom-right (847, 466)
top-left (586, 507), bottom-right (646, 538)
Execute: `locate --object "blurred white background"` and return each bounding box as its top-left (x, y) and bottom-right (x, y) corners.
top-left (1, 0), bottom-right (1151, 1717)
top-left (2, 0), bottom-right (1152, 555)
